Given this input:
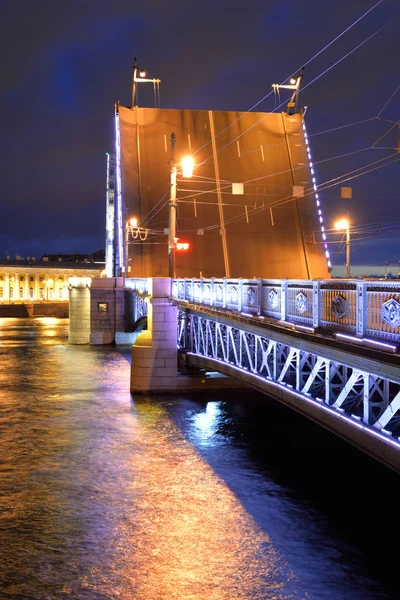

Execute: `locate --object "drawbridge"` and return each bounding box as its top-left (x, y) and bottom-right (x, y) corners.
top-left (108, 100), bottom-right (330, 281)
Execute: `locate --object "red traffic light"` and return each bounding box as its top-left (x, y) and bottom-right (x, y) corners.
top-left (176, 241), bottom-right (190, 251)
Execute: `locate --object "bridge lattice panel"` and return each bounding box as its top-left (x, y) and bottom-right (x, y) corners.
top-left (177, 310), bottom-right (400, 439)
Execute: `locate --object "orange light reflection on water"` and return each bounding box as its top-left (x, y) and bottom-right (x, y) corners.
top-left (105, 400), bottom-right (300, 600)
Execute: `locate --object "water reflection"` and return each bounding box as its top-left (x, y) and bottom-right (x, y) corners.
top-left (127, 399), bottom-right (301, 599)
top-left (192, 400), bottom-right (222, 443)
top-left (0, 319), bottom-right (398, 599)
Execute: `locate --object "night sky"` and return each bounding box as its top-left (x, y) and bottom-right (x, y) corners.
top-left (1, 0), bottom-right (398, 266)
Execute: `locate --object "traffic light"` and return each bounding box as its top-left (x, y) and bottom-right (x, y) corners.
top-left (176, 241), bottom-right (190, 251)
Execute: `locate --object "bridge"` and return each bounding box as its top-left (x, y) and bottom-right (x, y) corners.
top-left (102, 275), bottom-right (400, 474)
top-left (69, 97), bottom-right (400, 473)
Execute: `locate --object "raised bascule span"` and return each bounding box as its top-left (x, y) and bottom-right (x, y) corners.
top-left (87, 74), bottom-right (400, 474)
top-left (110, 105), bottom-right (330, 280)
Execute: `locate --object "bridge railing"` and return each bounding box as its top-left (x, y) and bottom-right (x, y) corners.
top-left (171, 278), bottom-right (400, 345)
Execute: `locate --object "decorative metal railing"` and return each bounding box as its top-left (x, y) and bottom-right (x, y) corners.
top-left (125, 278), bottom-right (149, 322)
top-left (125, 277), bottom-right (149, 295)
top-left (172, 278), bottom-right (400, 345)
top-left (177, 309), bottom-right (400, 443)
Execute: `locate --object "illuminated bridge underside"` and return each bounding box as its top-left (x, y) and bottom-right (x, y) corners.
top-left (118, 106), bottom-right (329, 280)
top-left (178, 308), bottom-right (400, 472)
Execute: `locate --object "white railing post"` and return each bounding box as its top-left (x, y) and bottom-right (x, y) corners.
top-left (211, 278), bottom-right (215, 306)
top-left (238, 279), bottom-right (243, 313)
top-left (356, 281), bottom-right (367, 337)
top-left (281, 280), bottom-right (288, 320)
top-left (223, 278), bottom-right (227, 309)
top-left (312, 280), bottom-right (320, 328)
top-left (257, 279), bottom-right (262, 315)
top-left (190, 278), bottom-right (194, 302)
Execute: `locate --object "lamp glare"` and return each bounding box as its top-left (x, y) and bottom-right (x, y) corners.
top-left (182, 156), bottom-right (194, 178)
top-left (335, 219), bottom-right (349, 231)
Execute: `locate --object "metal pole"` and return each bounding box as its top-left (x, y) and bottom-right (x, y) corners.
top-left (346, 227), bottom-right (350, 278)
top-left (168, 133), bottom-right (177, 279)
top-left (125, 224), bottom-right (129, 278)
top-left (132, 58), bottom-right (137, 108)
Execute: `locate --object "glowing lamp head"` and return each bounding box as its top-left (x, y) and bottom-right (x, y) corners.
top-left (176, 242), bottom-right (190, 251)
top-left (181, 156), bottom-right (194, 178)
top-left (129, 218), bottom-right (138, 227)
top-left (139, 69), bottom-right (146, 78)
top-left (334, 218), bottom-right (350, 231)
top-left (289, 77), bottom-right (297, 85)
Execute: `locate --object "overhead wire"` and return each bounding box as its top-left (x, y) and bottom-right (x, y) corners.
top-left (372, 118), bottom-right (400, 147)
top-left (140, 146), bottom-right (397, 230)
top-left (194, 18), bottom-right (393, 171)
top-left (377, 82), bottom-right (400, 118)
top-left (193, 153), bottom-right (400, 233)
top-left (190, 0), bottom-right (385, 160)
top-left (134, 2), bottom-right (392, 231)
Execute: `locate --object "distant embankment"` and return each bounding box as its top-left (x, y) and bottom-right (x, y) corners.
top-left (0, 302), bottom-right (69, 318)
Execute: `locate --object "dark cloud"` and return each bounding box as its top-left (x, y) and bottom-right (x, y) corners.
top-left (0, 0), bottom-right (398, 264)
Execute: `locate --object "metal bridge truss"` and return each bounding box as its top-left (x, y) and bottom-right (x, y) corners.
top-left (178, 310), bottom-right (400, 440)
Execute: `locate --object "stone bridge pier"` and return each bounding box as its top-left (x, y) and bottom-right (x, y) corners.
top-left (131, 278), bottom-right (179, 392)
top-left (130, 278), bottom-right (243, 394)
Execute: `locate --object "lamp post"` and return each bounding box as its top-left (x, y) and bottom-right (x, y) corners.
top-left (335, 218), bottom-right (351, 278)
top-left (132, 57), bottom-right (161, 108)
top-left (168, 134), bottom-right (177, 279)
top-left (168, 133), bottom-right (194, 279)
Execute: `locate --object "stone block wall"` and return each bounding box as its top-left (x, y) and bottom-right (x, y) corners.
top-left (131, 295), bottom-right (178, 392)
top-left (68, 284), bottom-right (90, 344)
top-left (89, 277), bottom-right (126, 344)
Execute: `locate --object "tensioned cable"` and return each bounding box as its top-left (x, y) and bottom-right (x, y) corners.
top-left (134, 8), bottom-right (390, 228)
top-left (305, 117), bottom-right (377, 138)
top-left (377, 117), bottom-right (399, 125)
top-left (140, 145), bottom-right (391, 228)
top-left (190, 0), bottom-right (385, 159)
top-left (142, 146), bottom-right (398, 234)
top-left (140, 113), bottom-right (389, 224)
top-left (377, 82), bottom-right (400, 118)
top-left (135, 6), bottom-right (390, 229)
top-left (196, 154), bottom-right (400, 233)
top-left (139, 189), bottom-right (169, 227)
top-left (372, 118), bottom-right (400, 147)
top-left (239, 117), bottom-right (377, 159)
top-left (167, 146), bottom-right (373, 205)
top-left (195, 18), bottom-right (393, 171)
top-left (308, 218), bottom-right (400, 236)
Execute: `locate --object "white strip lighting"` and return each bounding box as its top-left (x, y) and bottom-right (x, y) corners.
top-left (241, 311), bottom-right (254, 317)
top-left (335, 332), bottom-right (397, 353)
top-left (115, 110), bottom-right (124, 273)
top-left (279, 320), bottom-right (315, 333)
top-left (279, 320), bottom-right (295, 329)
top-left (295, 324), bottom-right (315, 333)
top-left (302, 120), bottom-right (331, 270)
top-left (335, 332), bottom-right (361, 343)
top-left (187, 352), bottom-right (400, 450)
top-left (363, 338), bottom-right (397, 352)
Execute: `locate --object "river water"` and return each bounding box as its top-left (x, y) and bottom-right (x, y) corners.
top-left (0, 317), bottom-right (399, 599)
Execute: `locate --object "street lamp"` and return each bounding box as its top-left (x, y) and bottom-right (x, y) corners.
top-left (272, 68), bottom-right (304, 114)
top-left (168, 133), bottom-right (194, 279)
top-left (132, 57), bottom-right (161, 108)
top-left (125, 218), bottom-right (151, 276)
top-left (334, 218), bottom-right (351, 278)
